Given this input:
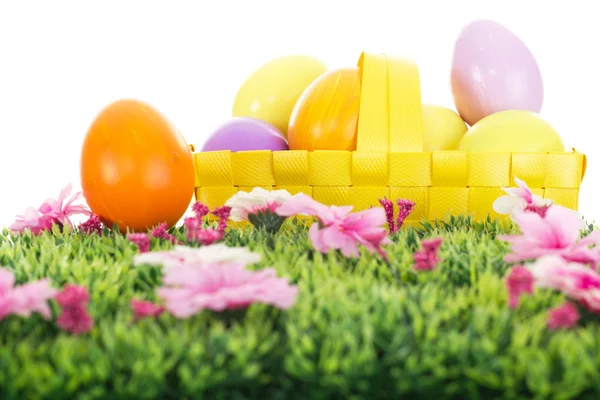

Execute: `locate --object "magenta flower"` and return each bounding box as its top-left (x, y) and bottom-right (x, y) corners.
top-left (0, 267), bottom-right (57, 320)
top-left (523, 203), bottom-right (551, 218)
top-left (56, 306), bottom-right (93, 334)
top-left (56, 284), bottom-right (89, 306)
top-left (211, 206), bottom-right (232, 233)
top-left (529, 255), bottom-right (600, 314)
top-left (396, 199), bottom-right (415, 230)
top-left (127, 233), bottom-right (151, 253)
top-left (10, 184), bottom-right (91, 235)
top-left (195, 229), bottom-right (223, 246)
top-left (151, 223), bottom-right (179, 244)
top-left (79, 214), bottom-right (103, 235)
top-left (56, 284), bottom-right (93, 334)
top-left (156, 263), bottom-right (298, 318)
top-left (131, 299), bottom-right (164, 321)
top-left (413, 238), bottom-right (443, 271)
top-left (547, 302), bottom-right (580, 330)
top-left (498, 205), bottom-right (600, 267)
top-left (378, 198), bottom-right (396, 233)
top-left (505, 265), bottom-right (534, 309)
top-left (276, 194), bottom-right (392, 259)
top-left (192, 202), bottom-right (210, 218)
top-left (183, 202), bottom-right (230, 244)
top-left (378, 198), bottom-right (415, 234)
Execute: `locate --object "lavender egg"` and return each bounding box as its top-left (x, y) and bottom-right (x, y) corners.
top-left (451, 19), bottom-right (544, 126)
top-left (201, 117), bottom-right (289, 152)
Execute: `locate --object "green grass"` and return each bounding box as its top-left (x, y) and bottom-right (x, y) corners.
top-left (1, 216), bottom-right (600, 399)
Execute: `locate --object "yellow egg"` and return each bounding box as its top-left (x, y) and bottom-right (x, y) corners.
top-left (422, 104), bottom-right (468, 151)
top-left (232, 55), bottom-right (328, 137)
top-left (457, 110), bottom-right (565, 152)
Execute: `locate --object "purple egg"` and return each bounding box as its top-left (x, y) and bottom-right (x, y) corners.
top-left (201, 117), bottom-right (289, 152)
top-left (451, 19), bottom-right (544, 126)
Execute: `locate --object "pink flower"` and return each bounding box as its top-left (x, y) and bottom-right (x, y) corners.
top-left (56, 284), bottom-right (93, 334)
top-left (497, 205), bottom-right (600, 266)
top-left (151, 223), bottom-right (179, 244)
top-left (276, 194), bottom-right (392, 259)
top-left (493, 176), bottom-right (551, 215)
top-left (9, 207), bottom-right (54, 235)
top-left (547, 302), bottom-right (580, 330)
top-left (0, 269), bottom-right (14, 320)
top-left (38, 184), bottom-right (91, 226)
top-left (10, 184), bottom-right (91, 235)
top-left (396, 199), bottom-right (415, 230)
top-left (133, 244), bottom-right (262, 271)
top-left (528, 255), bottom-right (600, 313)
top-left (505, 266), bottom-right (534, 309)
top-left (79, 214), bottom-right (103, 235)
top-left (131, 299), bottom-right (164, 321)
top-left (156, 263), bottom-right (298, 318)
top-left (0, 267), bottom-right (57, 320)
top-left (127, 233), bottom-right (151, 253)
top-left (225, 188), bottom-right (293, 222)
top-left (413, 237), bottom-right (443, 271)
top-left (378, 198), bottom-right (396, 233)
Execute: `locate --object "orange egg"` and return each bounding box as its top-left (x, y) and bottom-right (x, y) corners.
top-left (288, 67), bottom-right (361, 151)
top-left (80, 99), bottom-right (195, 233)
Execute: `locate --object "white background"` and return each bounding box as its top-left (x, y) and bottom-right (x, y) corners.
top-left (1, 0), bottom-right (598, 228)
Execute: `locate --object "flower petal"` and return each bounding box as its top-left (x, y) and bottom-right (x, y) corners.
top-left (492, 195), bottom-right (524, 214)
top-left (276, 194), bottom-right (328, 218)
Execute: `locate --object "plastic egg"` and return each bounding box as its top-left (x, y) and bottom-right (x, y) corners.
top-left (201, 117), bottom-right (288, 152)
top-left (457, 110), bottom-right (565, 152)
top-left (422, 104), bottom-right (468, 151)
top-left (451, 19), bottom-right (544, 126)
top-left (80, 99), bottom-right (195, 233)
top-left (232, 55), bottom-right (328, 137)
top-left (287, 67), bottom-right (360, 151)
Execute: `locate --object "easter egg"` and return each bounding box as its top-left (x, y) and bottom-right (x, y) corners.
top-left (80, 99), bottom-right (195, 233)
top-left (451, 19), bottom-right (544, 126)
top-left (232, 55), bottom-right (328, 137)
top-left (287, 67), bottom-right (360, 151)
top-left (422, 104), bottom-right (468, 151)
top-left (457, 110), bottom-right (565, 152)
top-left (201, 117), bottom-right (289, 152)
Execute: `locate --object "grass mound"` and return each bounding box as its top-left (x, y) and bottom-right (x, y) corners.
top-left (1, 216), bottom-right (599, 399)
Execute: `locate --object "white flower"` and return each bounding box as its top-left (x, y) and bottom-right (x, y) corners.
top-left (225, 187), bottom-right (295, 222)
top-left (492, 176), bottom-right (552, 215)
top-left (133, 244), bottom-right (262, 271)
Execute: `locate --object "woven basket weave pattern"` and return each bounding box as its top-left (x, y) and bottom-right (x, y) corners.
top-left (193, 149), bottom-right (585, 223)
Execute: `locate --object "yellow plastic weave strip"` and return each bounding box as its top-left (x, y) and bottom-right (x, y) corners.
top-left (386, 54), bottom-right (424, 152)
top-left (356, 53), bottom-right (389, 152)
top-left (356, 52), bottom-right (424, 153)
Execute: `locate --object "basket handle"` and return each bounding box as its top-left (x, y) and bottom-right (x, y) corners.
top-left (356, 52), bottom-right (424, 153)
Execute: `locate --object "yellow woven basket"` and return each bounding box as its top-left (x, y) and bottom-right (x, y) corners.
top-left (191, 52), bottom-right (587, 225)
